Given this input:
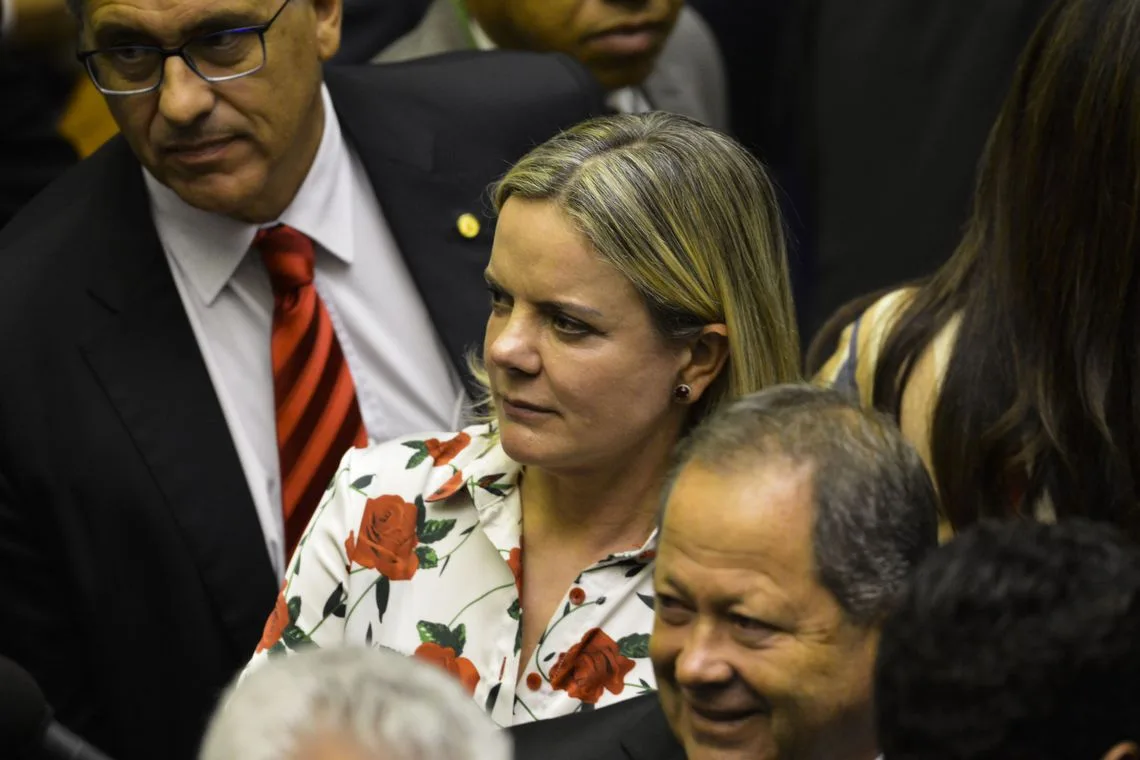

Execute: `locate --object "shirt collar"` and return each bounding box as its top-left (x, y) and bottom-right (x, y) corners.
top-left (145, 83), bottom-right (355, 306)
top-left (469, 18), bottom-right (497, 52)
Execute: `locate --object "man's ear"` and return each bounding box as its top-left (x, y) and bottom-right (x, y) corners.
top-left (1103, 742), bottom-right (1140, 760)
top-left (312, 0), bottom-right (343, 61)
top-left (676, 324), bottom-right (729, 404)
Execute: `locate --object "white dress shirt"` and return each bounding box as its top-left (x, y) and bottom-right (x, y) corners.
top-left (468, 21), bottom-right (653, 115)
top-left (146, 85), bottom-right (465, 577)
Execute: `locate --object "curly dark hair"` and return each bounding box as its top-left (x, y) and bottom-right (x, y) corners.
top-left (875, 519), bottom-right (1140, 759)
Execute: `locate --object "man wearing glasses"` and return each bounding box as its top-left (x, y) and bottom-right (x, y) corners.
top-left (0, 0), bottom-right (601, 758)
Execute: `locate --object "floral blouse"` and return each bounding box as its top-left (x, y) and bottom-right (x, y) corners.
top-left (246, 422), bottom-right (658, 724)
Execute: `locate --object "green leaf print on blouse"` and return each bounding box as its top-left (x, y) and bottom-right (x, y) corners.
top-left (254, 585), bottom-right (317, 656)
top-left (476, 473), bottom-right (513, 498)
top-left (420, 519), bottom-right (457, 544)
top-left (418, 620), bottom-right (467, 653)
top-left (617, 633), bottom-right (650, 659)
top-left (413, 619), bottom-right (481, 695)
top-left (416, 546), bottom-right (440, 569)
top-left (322, 582), bottom-right (347, 619)
top-left (402, 432), bottom-right (472, 470)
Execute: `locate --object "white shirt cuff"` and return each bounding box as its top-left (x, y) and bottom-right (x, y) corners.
top-left (0, 0), bottom-right (16, 41)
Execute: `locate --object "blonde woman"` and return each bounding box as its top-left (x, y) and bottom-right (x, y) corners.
top-left (244, 113), bottom-right (799, 724)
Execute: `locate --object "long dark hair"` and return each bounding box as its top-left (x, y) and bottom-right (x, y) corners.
top-left (860, 0), bottom-right (1140, 538)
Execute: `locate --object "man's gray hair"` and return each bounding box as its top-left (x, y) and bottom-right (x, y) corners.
top-left (199, 647), bottom-right (510, 760)
top-left (663, 384), bottom-right (939, 626)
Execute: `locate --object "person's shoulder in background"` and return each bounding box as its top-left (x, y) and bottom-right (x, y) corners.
top-left (811, 288), bottom-right (916, 405)
top-left (326, 50), bottom-right (606, 164)
top-left (810, 285), bottom-right (961, 488)
top-left (650, 5), bottom-right (729, 131)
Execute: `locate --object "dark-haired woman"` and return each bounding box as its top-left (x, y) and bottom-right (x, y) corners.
top-left (810, 0), bottom-right (1140, 541)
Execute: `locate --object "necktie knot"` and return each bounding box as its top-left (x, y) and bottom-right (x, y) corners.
top-left (255, 224), bottom-right (315, 294)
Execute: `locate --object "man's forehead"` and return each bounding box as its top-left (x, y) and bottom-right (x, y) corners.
top-left (87, 0), bottom-right (266, 38)
top-left (665, 459), bottom-right (816, 528)
top-left (661, 461), bottom-right (818, 570)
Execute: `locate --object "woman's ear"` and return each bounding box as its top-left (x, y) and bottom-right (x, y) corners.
top-left (677, 324), bottom-right (729, 404)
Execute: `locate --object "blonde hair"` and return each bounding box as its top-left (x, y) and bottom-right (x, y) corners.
top-left (471, 112), bottom-right (800, 424)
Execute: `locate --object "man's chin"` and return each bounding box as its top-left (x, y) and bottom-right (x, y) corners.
top-left (683, 738), bottom-right (779, 760)
top-left (163, 173), bottom-right (264, 220)
top-left (588, 58), bottom-right (658, 92)
top-left (678, 711), bottom-right (779, 760)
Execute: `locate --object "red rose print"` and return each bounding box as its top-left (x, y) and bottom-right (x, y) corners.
top-left (426, 470), bottom-right (465, 503)
top-left (425, 432), bottom-right (471, 466)
top-left (548, 628), bottom-right (636, 704)
top-left (507, 546), bottom-right (524, 594)
top-left (255, 583), bottom-right (289, 653)
top-left (526, 672), bottom-right (542, 691)
top-left (415, 642), bottom-right (480, 695)
top-left (344, 495), bottom-right (420, 580)
top-left (569, 587), bottom-right (586, 605)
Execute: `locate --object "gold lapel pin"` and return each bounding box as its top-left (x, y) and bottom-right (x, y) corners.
top-left (456, 213), bottom-right (481, 239)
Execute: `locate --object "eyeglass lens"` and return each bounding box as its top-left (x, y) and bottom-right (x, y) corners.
top-left (87, 30), bottom-right (266, 93)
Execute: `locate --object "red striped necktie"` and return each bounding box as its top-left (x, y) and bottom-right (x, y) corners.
top-left (254, 224), bottom-right (367, 559)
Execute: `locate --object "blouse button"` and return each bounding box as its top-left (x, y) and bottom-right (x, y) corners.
top-left (569, 586), bottom-right (586, 605)
top-left (526, 672), bottom-right (542, 691)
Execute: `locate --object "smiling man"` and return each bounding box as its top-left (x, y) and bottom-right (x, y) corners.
top-left (511, 384), bottom-right (937, 760)
top-left (374, 0), bottom-right (728, 131)
top-left (0, 0), bottom-right (601, 758)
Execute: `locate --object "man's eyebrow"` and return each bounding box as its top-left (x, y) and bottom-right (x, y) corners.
top-left (657, 572), bottom-right (692, 598)
top-left (92, 12), bottom-right (264, 46)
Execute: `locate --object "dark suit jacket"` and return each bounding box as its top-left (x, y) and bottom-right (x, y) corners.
top-left (0, 53), bottom-right (601, 760)
top-left (0, 55), bottom-right (80, 228)
top-left (786, 0), bottom-right (1055, 339)
top-left (510, 694), bottom-right (685, 760)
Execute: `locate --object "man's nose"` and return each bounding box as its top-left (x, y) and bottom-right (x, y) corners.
top-left (673, 621), bottom-right (735, 686)
top-left (157, 57), bottom-right (216, 127)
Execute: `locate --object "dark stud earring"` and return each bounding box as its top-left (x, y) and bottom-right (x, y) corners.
top-left (673, 384), bottom-right (692, 402)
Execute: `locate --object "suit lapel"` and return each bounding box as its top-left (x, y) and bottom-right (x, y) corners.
top-left (325, 67), bottom-right (495, 397)
top-left (77, 139), bottom-right (278, 656)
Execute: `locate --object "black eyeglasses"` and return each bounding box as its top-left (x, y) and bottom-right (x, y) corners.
top-left (77, 0), bottom-right (292, 96)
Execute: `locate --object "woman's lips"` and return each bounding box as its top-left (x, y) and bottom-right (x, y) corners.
top-left (500, 396), bottom-right (555, 422)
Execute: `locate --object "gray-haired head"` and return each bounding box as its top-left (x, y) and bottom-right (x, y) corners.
top-left (662, 384), bottom-right (939, 625)
top-left (199, 647), bottom-right (510, 760)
